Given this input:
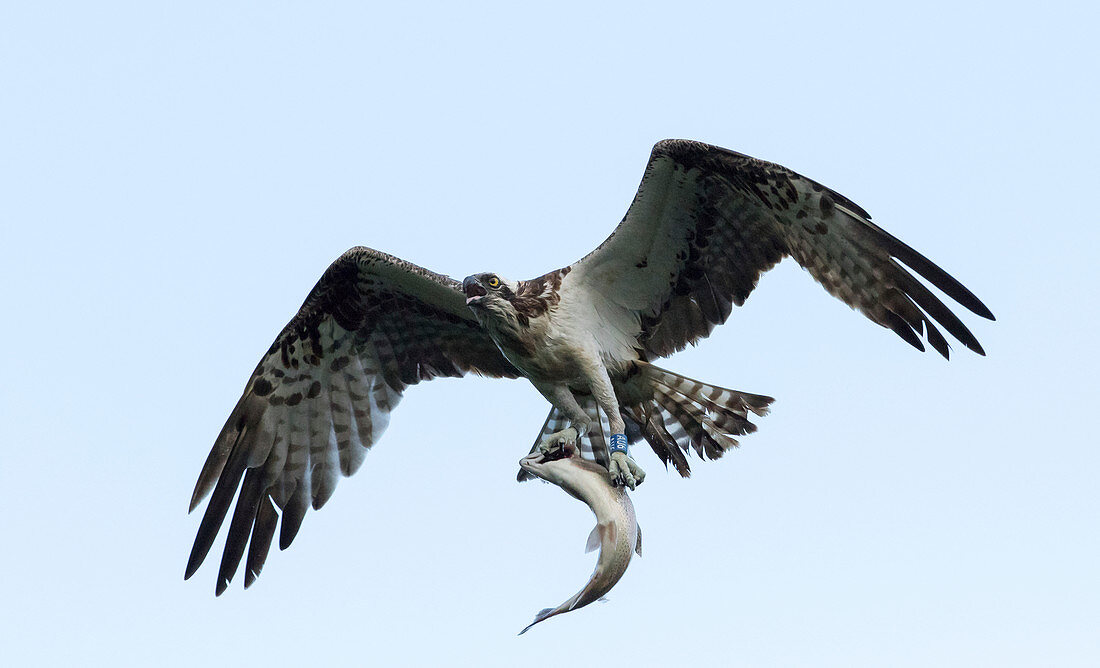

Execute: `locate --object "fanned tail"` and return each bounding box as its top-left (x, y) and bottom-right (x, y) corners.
top-left (518, 362), bottom-right (772, 480)
top-left (632, 363), bottom-right (772, 476)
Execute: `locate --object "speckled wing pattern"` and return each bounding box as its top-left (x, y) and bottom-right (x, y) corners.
top-left (566, 139), bottom-right (995, 361)
top-left (186, 247), bottom-right (519, 594)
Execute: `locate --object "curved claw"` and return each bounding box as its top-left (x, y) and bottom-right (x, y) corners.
top-left (608, 452), bottom-right (645, 490)
top-left (538, 426), bottom-right (579, 458)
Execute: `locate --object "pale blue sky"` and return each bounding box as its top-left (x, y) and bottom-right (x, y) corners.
top-left (2, 2), bottom-right (1098, 666)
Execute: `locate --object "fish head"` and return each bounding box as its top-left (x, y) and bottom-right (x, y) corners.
top-left (519, 443), bottom-right (579, 487)
top-left (519, 444), bottom-right (615, 504)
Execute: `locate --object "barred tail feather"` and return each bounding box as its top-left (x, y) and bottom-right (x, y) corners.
top-left (634, 363), bottom-right (773, 477)
top-left (517, 363), bottom-right (772, 481)
top-left (624, 405), bottom-right (690, 477)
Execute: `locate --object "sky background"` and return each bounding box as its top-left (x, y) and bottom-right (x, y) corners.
top-left (2, 2), bottom-right (1098, 666)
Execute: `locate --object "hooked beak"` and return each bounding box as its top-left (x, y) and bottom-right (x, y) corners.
top-left (463, 276), bottom-right (487, 306)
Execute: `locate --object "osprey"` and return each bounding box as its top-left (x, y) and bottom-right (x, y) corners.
top-left (186, 139), bottom-right (994, 594)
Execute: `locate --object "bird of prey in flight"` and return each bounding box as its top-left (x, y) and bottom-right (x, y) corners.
top-left (185, 139), bottom-right (994, 595)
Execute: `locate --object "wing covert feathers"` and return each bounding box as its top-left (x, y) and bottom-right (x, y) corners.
top-left (187, 247), bottom-right (519, 593)
top-left (567, 139), bottom-right (993, 360)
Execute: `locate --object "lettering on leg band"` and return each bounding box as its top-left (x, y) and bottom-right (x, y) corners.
top-left (609, 433), bottom-right (628, 455)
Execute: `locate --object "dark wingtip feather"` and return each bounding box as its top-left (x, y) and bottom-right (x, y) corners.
top-left (189, 425), bottom-right (237, 514)
top-left (961, 335), bottom-right (985, 356)
top-left (190, 397), bottom-right (259, 513)
top-left (244, 496), bottom-right (279, 589)
top-left (279, 482), bottom-right (309, 551)
top-left (215, 468), bottom-right (264, 597)
top-left (859, 219), bottom-right (995, 322)
top-left (185, 443), bottom-right (249, 581)
top-left (882, 310), bottom-right (926, 352)
top-left (888, 267), bottom-right (985, 357)
top-left (926, 321), bottom-right (951, 359)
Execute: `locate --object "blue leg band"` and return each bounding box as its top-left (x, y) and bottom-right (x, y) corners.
top-left (609, 433), bottom-right (628, 455)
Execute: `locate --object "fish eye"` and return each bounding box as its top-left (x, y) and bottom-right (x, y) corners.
top-left (487, 276), bottom-right (500, 288)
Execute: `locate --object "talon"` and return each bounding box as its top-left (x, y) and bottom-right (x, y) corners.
top-left (609, 451), bottom-right (644, 490)
top-left (539, 426), bottom-right (579, 458)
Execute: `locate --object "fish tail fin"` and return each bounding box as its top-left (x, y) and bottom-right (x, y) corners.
top-left (624, 362), bottom-right (774, 477)
top-left (518, 607), bottom-right (557, 635)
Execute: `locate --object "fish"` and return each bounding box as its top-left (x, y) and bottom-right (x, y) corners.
top-left (517, 444), bottom-right (642, 635)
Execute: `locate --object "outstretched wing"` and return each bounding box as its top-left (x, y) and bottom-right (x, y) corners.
top-left (563, 139), bottom-right (994, 360)
top-left (186, 247), bottom-right (519, 594)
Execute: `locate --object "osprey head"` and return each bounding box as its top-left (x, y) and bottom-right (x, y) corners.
top-left (462, 273), bottom-right (519, 312)
top-left (463, 271), bottom-right (561, 330)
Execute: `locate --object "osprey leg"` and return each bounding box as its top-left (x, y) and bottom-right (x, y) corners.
top-left (586, 359), bottom-right (647, 490)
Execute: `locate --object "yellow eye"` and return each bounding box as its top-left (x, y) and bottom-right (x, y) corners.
top-left (487, 277), bottom-right (500, 288)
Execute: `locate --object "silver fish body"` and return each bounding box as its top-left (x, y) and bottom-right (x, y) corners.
top-left (518, 448), bottom-right (642, 634)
